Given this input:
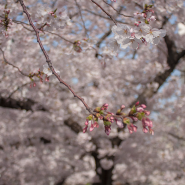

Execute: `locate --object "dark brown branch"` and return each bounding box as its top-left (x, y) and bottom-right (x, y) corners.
top-left (18, 0), bottom-right (94, 114)
top-left (0, 96), bottom-right (48, 111)
top-left (130, 35), bottom-right (185, 107)
top-left (168, 132), bottom-right (185, 141)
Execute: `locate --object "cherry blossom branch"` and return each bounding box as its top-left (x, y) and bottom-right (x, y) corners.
top-left (102, 0), bottom-right (133, 18)
top-left (90, 0), bottom-right (117, 25)
top-left (18, 0), bottom-right (94, 114)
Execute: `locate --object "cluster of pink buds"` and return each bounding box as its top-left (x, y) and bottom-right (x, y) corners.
top-left (73, 40), bottom-right (82, 53)
top-left (83, 102), bottom-right (154, 136)
top-left (134, 4), bottom-right (155, 24)
top-left (29, 69), bottom-right (45, 88)
top-left (0, 8), bottom-right (12, 38)
top-left (83, 103), bottom-right (113, 135)
top-left (83, 115), bottom-right (99, 133)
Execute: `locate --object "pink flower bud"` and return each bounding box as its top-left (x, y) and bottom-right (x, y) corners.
top-left (131, 117), bottom-right (138, 122)
top-left (135, 101), bottom-right (139, 106)
top-left (83, 126), bottom-right (88, 133)
top-left (142, 13), bottom-right (146, 18)
top-left (103, 103), bottom-right (109, 107)
top-left (33, 82), bottom-right (36, 87)
top-left (143, 127), bottom-right (148, 133)
top-left (89, 123), bottom-right (94, 132)
top-left (134, 23), bottom-right (139, 26)
top-left (121, 105), bottom-right (125, 109)
top-left (128, 125), bottom-right (133, 134)
top-left (149, 127), bottom-right (154, 135)
top-left (140, 104), bottom-right (146, 109)
top-left (94, 122), bottom-right (99, 128)
top-left (148, 120), bottom-right (153, 128)
top-left (85, 120), bottom-right (89, 126)
top-left (116, 120), bottom-right (123, 128)
top-left (136, 107), bottom-right (144, 112)
top-left (144, 110), bottom-right (150, 116)
top-left (132, 125), bottom-right (137, 132)
top-left (105, 125), bottom-right (111, 135)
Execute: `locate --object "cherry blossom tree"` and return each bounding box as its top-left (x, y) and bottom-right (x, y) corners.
top-left (0, 0), bottom-right (185, 185)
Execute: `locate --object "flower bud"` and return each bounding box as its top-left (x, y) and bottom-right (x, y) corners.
top-left (83, 126), bottom-right (88, 133)
top-left (94, 107), bottom-right (101, 113)
top-left (149, 127), bottom-right (154, 135)
top-left (85, 119), bottom-right (89, 126)
top-left (116, 120), bottom-right (123, 128)
top-left (144, 110), bottom-right (150, 116)
top-left (135, 101), bottom-right (139, 106)
top-left (89, 123), bottom-right (94, 132)
top-left (143, 127), bottom-right (148, 133)
top-left (140, 104), bottom-right (146, 109)
top-left (121, 105), bottom-right (125, 109)
top-left (131, 117), bottom-right (138, 122)
top-left (136, 107), bottom-right (144, 112)
top-left (103, 103), bottom-right (109, 107)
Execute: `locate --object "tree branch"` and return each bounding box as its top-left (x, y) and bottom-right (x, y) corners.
top-left (18, 0), bottom-right (94, 114)
top-left (90, 0), bottom-right (117, 25)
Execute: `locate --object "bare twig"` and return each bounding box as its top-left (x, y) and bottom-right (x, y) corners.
top-left (8, 81), bottom-right (39, 98)
top-left (90, 0), bottom-right (117, 25)
top-left (102, 0), bottom-right (133, 18)
top-left (75, 0), bottom-right (89, 38)
top-left (46, 31), bottom-right (74, 44)
top-left (0, 48), bottom-right (29, 77)
top-left (82, 9), bottom-right (127, 24)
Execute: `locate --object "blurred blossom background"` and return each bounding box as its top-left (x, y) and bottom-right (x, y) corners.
top-left (0, 0), bottom-right (185, 185)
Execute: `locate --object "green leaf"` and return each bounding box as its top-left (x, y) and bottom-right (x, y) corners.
top-left (123, 118), bottom-right (130, 124)
top-left (103, 121), bottom-right (111, 126)
top-left (130, 105), bottom-right (136, 115)
top-left (136, 112), bottom-right (145, 120)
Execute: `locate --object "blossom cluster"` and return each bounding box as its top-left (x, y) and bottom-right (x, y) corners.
top-left (0, 8), bottom-right (12, 38)
top-left (103, 3), bottom-right (166, 56)
top-left (32, 4), bottom-right (72, 31)
top-left (83, 102), bottom-right (154, 136)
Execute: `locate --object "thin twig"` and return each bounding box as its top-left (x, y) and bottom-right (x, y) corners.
top-left (75, 0), bottom-right (89, 38)
top-left (102, 0), bottom-right (133, 18)
top-left (18, 0), bottom-right (94, 114)
top-left (0, 48), bottom-right (29, 77)
top-left (90, 0), bottom-right (117, 25)
top-left (8, 80), bottom-right (39, 98)
top-left (46, 31), bottom-right (74, 44)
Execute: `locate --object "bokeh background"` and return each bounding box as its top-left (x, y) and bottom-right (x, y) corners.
top-left (0, 0), bottom-right (185, 184)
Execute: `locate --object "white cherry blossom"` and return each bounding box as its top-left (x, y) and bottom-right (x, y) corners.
top-left (43, 64), bottom-right (60, 76)
top-left (153, 29), bottom-right (166, 45)
top-left (145, 28), bottom-right (162, 43)
top-left (120, 37), bottom-right (141, 50)
top-left (112, 24), bottom-right (131, 39)
top-left (135, 23), bottom-right (151, 39)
